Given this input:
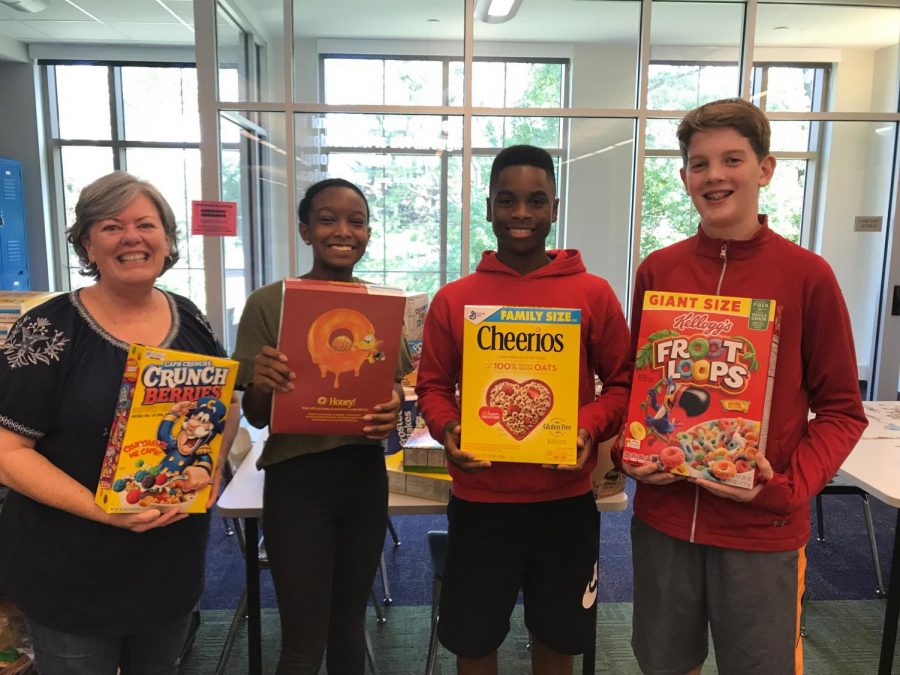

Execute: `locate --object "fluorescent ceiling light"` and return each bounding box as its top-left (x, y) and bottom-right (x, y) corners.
top-left (475, 0), bottom-right (523, 24)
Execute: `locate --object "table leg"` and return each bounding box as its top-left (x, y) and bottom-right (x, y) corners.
top-left (245, 517), bottom-right (262, 675)
top-left (582, 513), bottom-right (601, 675)
top-left (877, 508), bottom-right (899, 675)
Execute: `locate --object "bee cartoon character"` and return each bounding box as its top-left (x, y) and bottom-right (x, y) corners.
top-left (155, 396), bottom-right (227, 491)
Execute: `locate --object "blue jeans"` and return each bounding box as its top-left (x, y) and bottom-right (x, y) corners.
top-left (27, 611), bottom-right (194, 675)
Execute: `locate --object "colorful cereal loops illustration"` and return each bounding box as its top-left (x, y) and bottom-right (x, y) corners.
top-left (677, 417), bottom-right (761, 483)
top-left (486, 378), bottom-right (554, 440)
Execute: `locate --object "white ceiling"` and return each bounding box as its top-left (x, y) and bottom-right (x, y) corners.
top-left (0, 0), bottom-right (897, 57)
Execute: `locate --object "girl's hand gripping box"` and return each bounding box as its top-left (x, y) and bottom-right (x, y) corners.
top-left (95, 344), bottom-right (239, 513)
top-left (461, 306), bottom-right (580, 464)
top-left (623, 292), bottom-right (780, 488)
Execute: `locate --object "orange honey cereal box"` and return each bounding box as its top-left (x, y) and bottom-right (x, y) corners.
top-left (95, 344), bottom-right (239, 513)
top-left (623, 291), bottom-right (781, 489)
top-left (271, 279), bottom-right (406, 435)
top-left (461, 306), bottom-right (580, 465)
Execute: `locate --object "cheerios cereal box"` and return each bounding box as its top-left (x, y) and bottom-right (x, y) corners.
top-left (623, 291), bottom-right (781, 489)
top-left (95, 344), bottom-right (239, 513)
top-left (271, 279), bottom-right (406, 435)
top-left (461, 305), bottom-right (580, 464)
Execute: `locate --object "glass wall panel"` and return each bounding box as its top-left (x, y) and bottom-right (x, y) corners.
top-left (296, 112), bottom-right (463, 296)
top-left (294, 0), bottom-right (464, 105)
top-left (220, 111), bottom-right (288, 348)
top-left (473, 0), bottom-right (641, 109)
top-left (126, 148), bottom-right (204, 311)
top-left (755, 4), bottom-right (900, 113)
top-left (649, 2), bottom-right (743, 109)
top-left (815, 121), bottom-right (896, 383)
top-left (469, 116), bottom-right (635, 304)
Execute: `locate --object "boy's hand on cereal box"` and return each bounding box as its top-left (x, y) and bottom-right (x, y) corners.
top-left (252, 345), bottom-right (295, 394)
top-left (621, 458), bottom-right (684, 485)
top-left (443, 421), bottom-right (491, 474)
top-left (105, 507), bottom-right (188, 533)
top-left (363, 387), bottom-right (402, 439)
top-left (690, 454), bottom-right (774, 502)
top-left (548, 429), bottom-right (593, 472)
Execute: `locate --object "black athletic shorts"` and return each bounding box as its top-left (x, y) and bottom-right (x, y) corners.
top-left (437, 491), bottom-right (599, 658)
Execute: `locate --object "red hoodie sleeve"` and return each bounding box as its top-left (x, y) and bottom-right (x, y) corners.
top-left (414, 288), bottom-right (463, 443)
top-left (577, 282), bottom-right (633, 447)
top-left (753, 261), bottom-right (867, 514)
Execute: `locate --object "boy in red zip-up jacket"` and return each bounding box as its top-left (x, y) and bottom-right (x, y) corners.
top-left (617, 99), bottom-right (867, 674)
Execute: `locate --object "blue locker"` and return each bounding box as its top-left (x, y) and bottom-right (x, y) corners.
top-left (0, 157), bottom-right (30, 291)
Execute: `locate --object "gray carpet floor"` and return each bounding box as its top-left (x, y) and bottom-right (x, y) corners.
top-left (180, 600), bottom-right (890, 674)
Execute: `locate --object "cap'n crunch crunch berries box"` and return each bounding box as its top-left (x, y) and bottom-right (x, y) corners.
top-left (271, 279), bottom-right (406, 435)
top-left (95, 344), bottom-right (239, 513)
top-left (461, 305), bottom-right (580, 465)
top-left (623, 291), bottom-right (780, 489)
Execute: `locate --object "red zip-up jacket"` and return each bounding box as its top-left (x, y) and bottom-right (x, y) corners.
top-left (615, 218), bottom-right (867, 551)
top-left (416, 249), bottom-right (632, 503)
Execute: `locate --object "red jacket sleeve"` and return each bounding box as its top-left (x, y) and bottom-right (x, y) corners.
top-left (753, 261), bottom-right (868, 513)
top-left (414, 289), bottom-right (462, 444)
top-left (577, 285), bottom-right (633, 446)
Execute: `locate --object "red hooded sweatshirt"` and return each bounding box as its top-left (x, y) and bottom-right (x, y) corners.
top-left (615, 219), bottom-right (867, 551)
top-left (416, 249), bottom-right (632, 503)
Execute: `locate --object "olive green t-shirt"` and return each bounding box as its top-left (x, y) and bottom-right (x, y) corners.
top-left (232, 279), bottom-right (414, 468)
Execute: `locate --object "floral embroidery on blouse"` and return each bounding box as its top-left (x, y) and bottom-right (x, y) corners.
top-left (2, 315), bottom-right (70, 369)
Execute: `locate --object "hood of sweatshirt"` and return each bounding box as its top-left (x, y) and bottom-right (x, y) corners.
top-left (474, 249), bottom-right (587, 278)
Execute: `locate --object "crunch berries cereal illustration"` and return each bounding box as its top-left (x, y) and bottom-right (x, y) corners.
top-left (623, 292), bottom-right (780, 489)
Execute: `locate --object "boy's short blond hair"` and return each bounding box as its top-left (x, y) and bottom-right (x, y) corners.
top-left (677, 98), bottom-right (771, 164)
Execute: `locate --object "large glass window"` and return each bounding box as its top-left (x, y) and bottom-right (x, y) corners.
top-left (316, 56), bottom-right (568, 295)
top-left (44, 63), bottom-right (208, 312)
top-left (640, 63), bottom-right (829, 260)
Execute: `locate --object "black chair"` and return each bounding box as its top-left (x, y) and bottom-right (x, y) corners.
top-left (814, 476), bottom-right (885, 596)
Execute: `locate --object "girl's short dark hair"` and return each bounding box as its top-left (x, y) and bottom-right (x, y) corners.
top-left (297, 178), bottom-right (370, 224)
top-left (66, 171), bottom-right (180, 279)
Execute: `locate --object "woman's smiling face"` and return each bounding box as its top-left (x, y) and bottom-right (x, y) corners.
top-left (82, 192), bottom-right (172, 289)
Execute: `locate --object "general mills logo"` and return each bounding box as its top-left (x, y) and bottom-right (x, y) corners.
top-left (468, 310), bottom-right (477, 320)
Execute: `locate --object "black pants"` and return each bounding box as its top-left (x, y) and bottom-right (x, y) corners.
top-left (263, 445), bottom-right (388, 675)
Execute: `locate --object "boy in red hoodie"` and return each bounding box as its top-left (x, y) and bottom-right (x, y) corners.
top-left (619, 99), bottom-right (867, 674)
top-left (416, 144), bottom-right (632, 674)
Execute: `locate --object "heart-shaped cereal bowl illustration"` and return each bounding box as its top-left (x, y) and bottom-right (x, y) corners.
top-left (485, 378), bottom-right (554, 440)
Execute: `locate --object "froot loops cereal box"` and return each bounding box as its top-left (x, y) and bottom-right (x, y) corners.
top-left (623, 291), bottom-right (781, 489)
top-left (271, 279), bottom-right (407, 435)
top-left (461, 305), bottom-right (580, 465)
top-left (95, 344), bottom-right (238, 514)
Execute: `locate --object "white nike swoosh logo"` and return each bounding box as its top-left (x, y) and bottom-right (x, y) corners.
top-left (582, 561), bottom-right (598, 608)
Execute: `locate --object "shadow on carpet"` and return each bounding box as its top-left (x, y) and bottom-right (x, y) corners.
top-left (180, 600), bottom-right (887, 674)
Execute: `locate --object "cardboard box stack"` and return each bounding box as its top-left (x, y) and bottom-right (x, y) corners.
top-left (622, 291), bottom-right (780, 489)
top-left (0, 291), bottom-right (59, 346)
top-left (385, 450), bottom-right (451, 502)
top-left (401, 291), bottom-right (429, 387)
